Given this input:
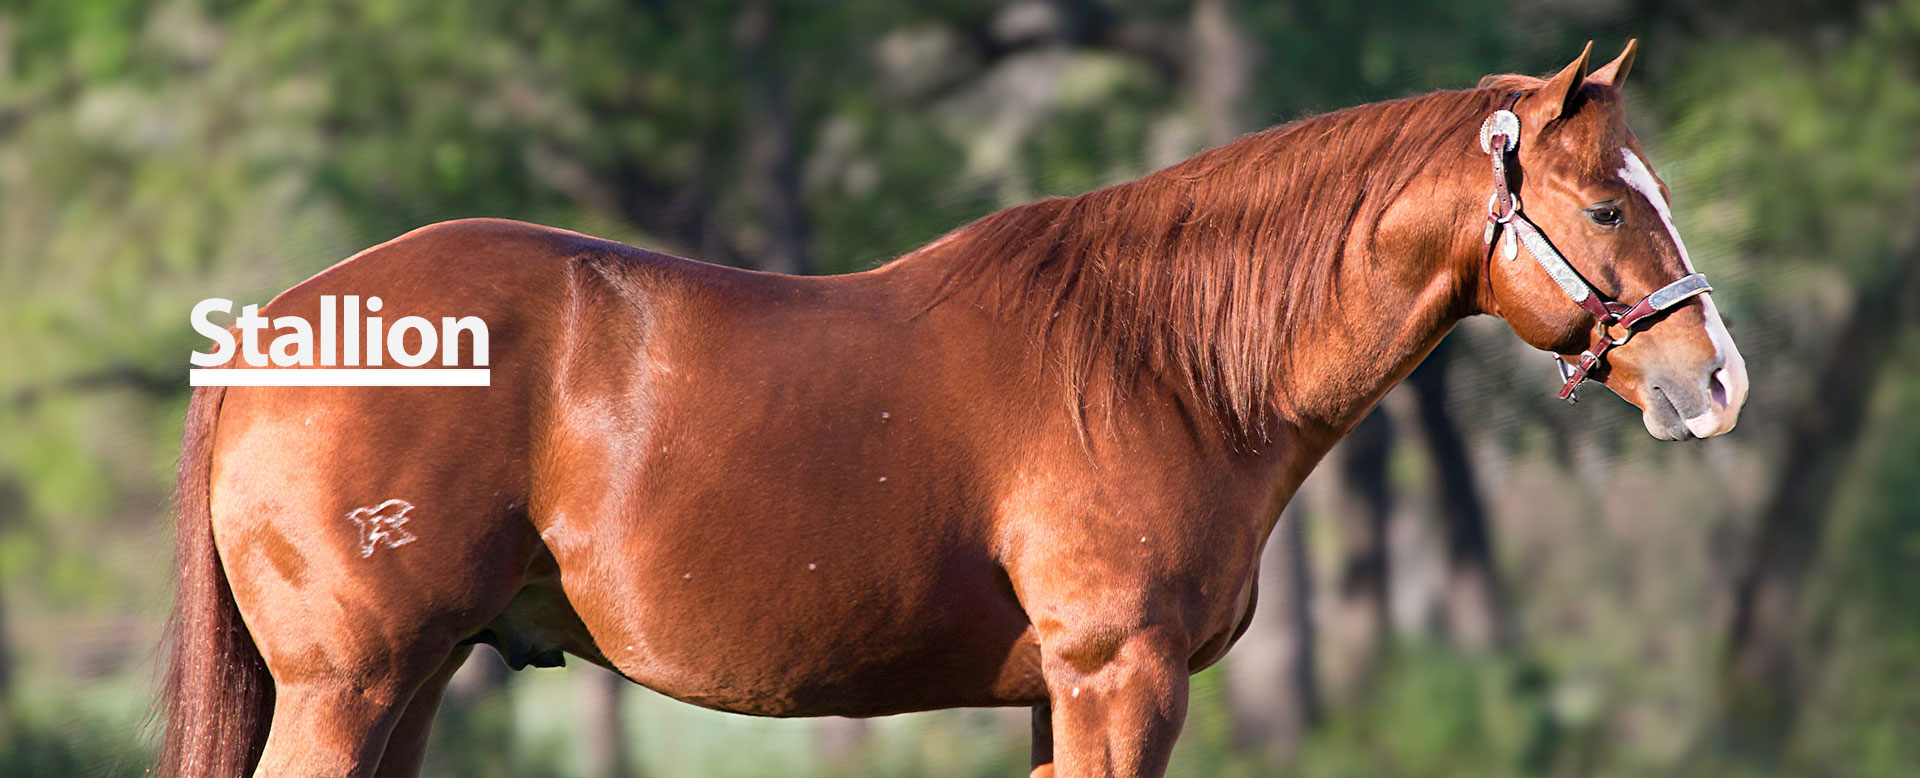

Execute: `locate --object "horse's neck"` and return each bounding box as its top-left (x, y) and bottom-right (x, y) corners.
top-left (892, 133), bottom-right (1481, 471)
top-left (1253, 167), bottom-right (1481, 472)
top-left (1278, 243), bottom-right (1473, 437)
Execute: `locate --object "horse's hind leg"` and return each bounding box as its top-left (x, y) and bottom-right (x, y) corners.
top-left (371, 646), bottom-right (473, 778)
top-left (212, 464), bottom-right (539, 774)
top-left (227, 524), bottom-right (532, 778)
top-left (237, 546), bottom-right (522, 778)
top-left (252, 654), bottom-right (442, 776)
top-left (246, 615), bottom-right (478, 776)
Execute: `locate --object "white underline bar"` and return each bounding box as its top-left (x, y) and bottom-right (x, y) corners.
top-left (190, 369), bottom-right (491, 387)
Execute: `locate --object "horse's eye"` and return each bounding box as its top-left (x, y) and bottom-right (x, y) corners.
top-left (1586, 204), bottom-right (1623, 227)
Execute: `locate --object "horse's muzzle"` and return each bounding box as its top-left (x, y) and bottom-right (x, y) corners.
top-left (1642, 352), bottom-right (1747, 440)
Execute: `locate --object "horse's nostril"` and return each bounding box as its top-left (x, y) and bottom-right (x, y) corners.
top-left (1709, 367), bottom-right (1731, 410)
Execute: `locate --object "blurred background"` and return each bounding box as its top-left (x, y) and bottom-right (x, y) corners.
top-left (1, 0), bottom-right (1917, 775)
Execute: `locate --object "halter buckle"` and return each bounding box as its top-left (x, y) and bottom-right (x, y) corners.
top-left (1485, 192), bottom-right (1521, 224)
top-left (1554, 353), bottom-right (1581, 403)
top-left (1604, 323), bottom-right (1634, 348)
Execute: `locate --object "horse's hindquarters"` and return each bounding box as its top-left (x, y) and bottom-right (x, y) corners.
top-left (208, 378), bottom-right (550, 773)
top-left (203, 219), bottom-right (589, 773)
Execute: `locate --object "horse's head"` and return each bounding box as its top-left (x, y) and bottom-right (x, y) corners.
top-left (1478, 41), bottom-right (1748, 440)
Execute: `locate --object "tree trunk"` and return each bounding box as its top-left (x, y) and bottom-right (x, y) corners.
top-left (1190, 0), bottom-right (1251, 147)
top-left (815, 717), bottom-right (871, 770)
top-left (1224, 503), bottom-right (1320, 763)
top-left (445, 645), bottom-right (510, 707)
top-left (734, 1), bottom-right (810, 276)
top-left (0, 580), bottom-right (12, 726)
top-left (579, 668), bottom-right (635, 778)
top-left (1724, 241), bottom-right (1920, 739)
top-left (1320, 408), bottom-right (1394, 703)
top-left (434, 646), bottom-right (514, 775)
top-left (1405, 341), bottom-right (1512, 652)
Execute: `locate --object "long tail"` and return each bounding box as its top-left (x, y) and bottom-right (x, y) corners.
top-left (155, 385), bottom-right (273, 777)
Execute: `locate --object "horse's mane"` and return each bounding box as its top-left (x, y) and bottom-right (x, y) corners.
top-left (914, 82), bottom-right (1540, 443)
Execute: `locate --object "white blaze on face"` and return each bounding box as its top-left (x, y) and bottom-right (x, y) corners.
top-left (1617, 148), bottom-right (1749, 437)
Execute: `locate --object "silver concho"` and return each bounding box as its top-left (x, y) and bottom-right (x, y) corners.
top-left (1479, 109), bottom-right (1520, 154)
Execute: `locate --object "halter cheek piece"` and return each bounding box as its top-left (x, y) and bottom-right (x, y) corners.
top-left (1479, 94), bottom-right (1712, 402)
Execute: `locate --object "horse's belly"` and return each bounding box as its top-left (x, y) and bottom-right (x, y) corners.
top-left (548, 526), bottom-right (1046, 717)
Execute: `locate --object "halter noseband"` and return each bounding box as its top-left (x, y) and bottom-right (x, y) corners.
top-left (1479, 94), bottom-right (1711, 402)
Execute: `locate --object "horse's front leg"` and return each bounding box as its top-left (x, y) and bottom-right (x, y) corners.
top-left (1035, 626), bottom-right (1189, 778)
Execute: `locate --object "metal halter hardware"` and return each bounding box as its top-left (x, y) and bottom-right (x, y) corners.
top-left (1479, 94), bottom-right (1712, 402)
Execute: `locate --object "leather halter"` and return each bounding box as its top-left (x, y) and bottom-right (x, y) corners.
top-left (1479, 94), bottom-right (1711, 402)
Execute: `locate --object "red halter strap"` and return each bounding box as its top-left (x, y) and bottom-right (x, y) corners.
top-left (1479, 94), bottom-right (1712, 402)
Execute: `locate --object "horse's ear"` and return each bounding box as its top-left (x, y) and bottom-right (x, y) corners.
top-left (1590, 39), bottom-right (1638, 89)
top-left (1523, 41), bottom-right (1592, 128)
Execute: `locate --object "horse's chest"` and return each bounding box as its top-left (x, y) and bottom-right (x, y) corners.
top-left (1190, 570), bottom-right (1261, 671)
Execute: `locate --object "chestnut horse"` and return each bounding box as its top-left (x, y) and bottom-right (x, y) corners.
top-left (160, 42), bottom-right (1746, 777)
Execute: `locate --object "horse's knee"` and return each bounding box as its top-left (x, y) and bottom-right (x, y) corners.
top-left (1037, 629), bottom-right (1189, 778)
top-left (1040, 623), bottom-right (1186, 694)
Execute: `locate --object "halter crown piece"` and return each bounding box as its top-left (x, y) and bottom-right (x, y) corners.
top-left (1478, 94), bottom-right (1712, 402)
